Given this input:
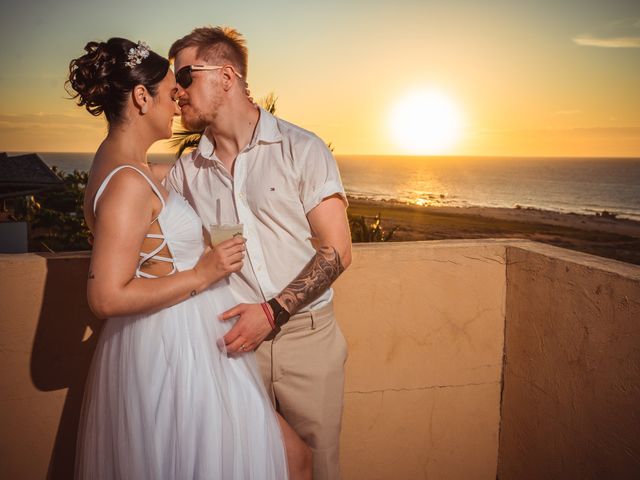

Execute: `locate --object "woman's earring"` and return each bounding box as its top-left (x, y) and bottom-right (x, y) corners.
top-left (141, 104), bottom-right (148, 114)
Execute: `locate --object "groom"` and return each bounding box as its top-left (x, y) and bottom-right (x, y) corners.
top-left (167, 27), bottom-right (352, 479)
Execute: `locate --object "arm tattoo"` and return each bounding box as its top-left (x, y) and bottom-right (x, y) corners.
top-left (278, 246), bottom-right (344, 314)
top-left (88, 271), bottom-right (95, 280)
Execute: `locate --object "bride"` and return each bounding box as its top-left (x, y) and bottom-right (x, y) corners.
top-left (68, 38), bottom-right (310, 479)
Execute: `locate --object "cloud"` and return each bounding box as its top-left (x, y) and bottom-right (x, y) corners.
top-left (574, 17), bottom-right (640, 48)
top-left (0, 113), bottom-right (105, 152)
top-left (0, 112), bottom-right (174, 154)
top-left (463, 127), bottom-right (640, 157)
top-left (470, 126), bottom-right (640, 139)
top-left (0, 112), bottom-right (100, 128)
top-left (564, 126), bottom-right (640, 137)
top-left (553, 110), bottom-right (582, 116)
top-left (573, 35), bottom-right (640, 48)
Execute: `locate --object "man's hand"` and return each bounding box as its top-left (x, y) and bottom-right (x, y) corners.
top-left (220, 303), bottom-right (273, 354)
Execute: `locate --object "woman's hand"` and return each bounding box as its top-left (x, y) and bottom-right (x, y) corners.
top-left (87, 168), bottom-right (246, 319)
top-left (194, 237), bottom-right (246, 288)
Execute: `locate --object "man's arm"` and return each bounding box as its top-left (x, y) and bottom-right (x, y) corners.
top-left (221, 195), bottom-right (351, 354)
top-left (276, 195), bottom-right (351, 314)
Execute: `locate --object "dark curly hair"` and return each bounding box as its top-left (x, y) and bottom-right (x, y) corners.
top-left (66, 38), bottom-right (170, 124)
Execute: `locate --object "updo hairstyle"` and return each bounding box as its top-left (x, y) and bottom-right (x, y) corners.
top-left (66, 38), bottom-right (170, 124)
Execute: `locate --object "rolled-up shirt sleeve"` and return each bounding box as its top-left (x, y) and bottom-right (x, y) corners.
top-left (298, 135), bottom-right (348, 214)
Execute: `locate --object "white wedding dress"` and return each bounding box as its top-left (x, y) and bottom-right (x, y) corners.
top-left (75, 165), bottom-right (288, 479)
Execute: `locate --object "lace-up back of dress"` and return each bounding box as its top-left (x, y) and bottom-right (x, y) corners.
top-left (92, 165), bottom-right (205, 278)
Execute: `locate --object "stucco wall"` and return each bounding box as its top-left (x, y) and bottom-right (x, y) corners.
top-left (0, 252), bottom-right (100, 480)
top-left (0, 241), bottom-right (507, 479)
top-left (335, 241), bottom-right (506, 479)
top-left (499, 242), bottom-right (640, 479)
top-left (5, 241), bottom-right (639, 479)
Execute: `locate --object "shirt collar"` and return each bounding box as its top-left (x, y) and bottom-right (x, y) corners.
top-left (195, 106), bottom-right (283, 161)
top-left (250, 106), bottom-right (283, 146)
top-left (196, 129), bottom-right (215, 159)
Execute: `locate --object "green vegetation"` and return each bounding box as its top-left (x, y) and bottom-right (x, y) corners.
top-left (348, 213), bottom-right (397, 242)
top-left (14, 168), bottom-right (91, 252)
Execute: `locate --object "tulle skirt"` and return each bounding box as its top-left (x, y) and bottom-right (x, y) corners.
top-left (75, 281), bottom-right (288, 479)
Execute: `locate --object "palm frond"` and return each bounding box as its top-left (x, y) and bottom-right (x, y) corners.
top-left (258, 92), bottom-right (278, 114)
top-left (169, 128), bottom-right (204, 158)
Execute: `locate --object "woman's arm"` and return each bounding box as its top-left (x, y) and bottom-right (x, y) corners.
top-left (87, 169), bottom-right (244, 318)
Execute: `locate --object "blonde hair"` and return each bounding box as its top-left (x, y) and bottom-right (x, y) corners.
top-left (169, 26), bottom-right (248, 79)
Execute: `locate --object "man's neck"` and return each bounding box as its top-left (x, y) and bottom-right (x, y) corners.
top-left (208, 102), bottom-right (260, 171)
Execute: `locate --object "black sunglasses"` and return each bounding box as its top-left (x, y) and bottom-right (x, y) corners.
top-left (175, 64), bottom-right (243, 89)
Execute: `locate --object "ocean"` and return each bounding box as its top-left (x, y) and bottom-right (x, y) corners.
top-left (33, 152), bottom-right (640, 222)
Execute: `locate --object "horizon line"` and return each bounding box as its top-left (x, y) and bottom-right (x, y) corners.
top-left (5, 150), bottom-right (640, 160)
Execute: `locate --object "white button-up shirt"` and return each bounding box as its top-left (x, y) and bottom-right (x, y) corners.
top-left (165, 107), bottom-right (347, 311)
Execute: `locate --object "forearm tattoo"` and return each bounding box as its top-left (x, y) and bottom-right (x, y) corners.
top-left (278, 246), bottom-right (344, 314)
top-left (88, 271), bottom-right (95, 280)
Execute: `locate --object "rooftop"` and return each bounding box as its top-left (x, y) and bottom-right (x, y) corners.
top-left (0, 152), bottom-right (63, 199)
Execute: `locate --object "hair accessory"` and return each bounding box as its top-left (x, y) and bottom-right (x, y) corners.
top-left (125, 41), bottom-right (150, 68)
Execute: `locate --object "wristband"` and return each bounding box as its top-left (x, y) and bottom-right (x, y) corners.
top-left (261, 302), bottom-right (275, 330)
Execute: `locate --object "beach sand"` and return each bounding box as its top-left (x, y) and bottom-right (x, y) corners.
top-left (347, 197), bottom-right (640, 266)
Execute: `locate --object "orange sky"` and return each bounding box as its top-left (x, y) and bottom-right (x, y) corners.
top-left (1, 0), bottom-right (639, 156)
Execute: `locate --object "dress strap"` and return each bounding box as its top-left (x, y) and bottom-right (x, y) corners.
top-left (138, 253), bottom-right (174, 262)
top-left (136, 238), bottom-right (177, 278)
top-left (92, 164), bottom-right (176, 279)
top-left (93, 165), bottom-right (166, 216)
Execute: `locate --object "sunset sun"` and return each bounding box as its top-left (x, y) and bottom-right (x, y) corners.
top-left (389, 89), bottom-right (464, 154)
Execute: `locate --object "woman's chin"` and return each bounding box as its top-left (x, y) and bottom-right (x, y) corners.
top-left (151, 129), bottom-right (173, 142)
